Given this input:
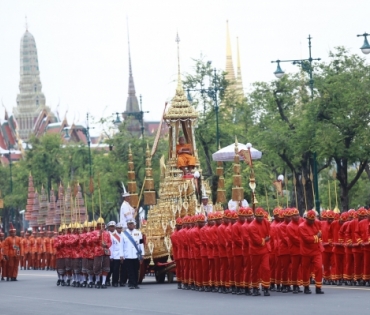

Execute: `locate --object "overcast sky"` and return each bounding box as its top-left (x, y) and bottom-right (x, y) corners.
top-left (0, 0), bottom-right (369, 130)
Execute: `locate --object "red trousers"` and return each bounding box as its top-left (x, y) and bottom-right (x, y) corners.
top-left (208, 258), bottom-right (214, 286)
top-left (7, 256), bottom-right (20, 278)
top-left (344, 252), bottom-right (354, 281)
top-left (334, 253), bottom-right (345, 280)
top-left (23, 253), bottom-right (33, 269)
top-left (279, 254), bottom-right (291, 286)
top-left (269, 253), bottom-right (276, 284)
top-left (195, 258), bottom-right (203, 286)
top-left (275, 255), bottom-right (281, 285)
top-left (251, 253), bottom-right (270, 289)
top-left (322, 251), bottom-right (333, 280)
top-left (353, 252), bottom-right (363, 281)
top-left (290, 255), bottom-right (301, 285)
top-left (32, 253), bottom-right (38, 269)
top-left (243, 254), bottom-right (251, 288)
top-left (219, 257), bottom-right (229, 287)
top-left (234, 255), bottom-right (243, 287)
top-left (176, 258), bottom-right (182, 282)
top-left (228, 256), bottom-right (235, 287)
top-left (214, 257), bottom-right (220, 287)
top-left (46, 253), bottom-right (52, 268)
top-left (1, 259), bottom-right (7, 278)
top-left (183, 258), bottom-right (189, 284)
top-left (301, 254), bottom-right (322, 288)
top-left (201, 257), bottom-right (209, 286)
top-left (363, 251), bottom-right (370, 281)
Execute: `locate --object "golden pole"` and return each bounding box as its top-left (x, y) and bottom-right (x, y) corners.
top-left (328, 179), bottom-right (331, 210)
top-left (293, 172), bottom-right (298, 210)
top-left (285, 171), bottom-right (289, 208)
top-left (264, 184), bottom-right (270, 216)
top-left (135, 176), bottom-right (146, 218)
top-left (302, 174), bottom-right (308, 212)
top-left (310, 167), bottom-right (315, 209)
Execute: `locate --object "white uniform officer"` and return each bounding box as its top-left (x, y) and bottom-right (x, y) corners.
top-left (201, 195), bottom-right (213, 216)
top-left (119, 182), bottom-right (136, 229)
top-left (122, 219), bottom-right (144, 289)
top-left (228, 199), bottom-right (249, 210)
top-left (107, 221), bottom-right (123, 287)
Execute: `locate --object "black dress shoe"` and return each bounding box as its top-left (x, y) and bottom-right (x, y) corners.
top-left (113, 283), bottom-right (118, 287)
top-left (276, 284), bottom-right (281, 292)
top-left (304, 286), bottom-right (312, 294)
top-left (270, 283), bottom-right (276, 291)
top-left (71, 281), bottom-right (76, 287)
top-left (365, 281), bottom-right (370, 287)
top-left (315, 287), bottom-right (324, 294)
top-left (95, 282), bottom-right (101, 289)
top-left (1, 277), bottom-right (4, 281)
top-left (218, 286), bottom-right (223, 293)
top-left (282, 285), bottom-right (288, 293)
top-left (57, 279), bottom-right (61, 286)
top-left (101, 284), bottom-right (107, 289)
top-left (88, 282), bottom-right (94, 288)
top-left (177, 282), bottom-right (182, 289)
top-left (129, 286), bottom-right (135, 289)
top-left (82, 281), bottom-right (87, 288)
top-left (106, 281), bottom-right (111, 287)
top-left (134, 286), bottom-right (140, 289)
top-left (292, 285), bottom-right (299, 294)
top-left (61, 280), bottom-right (66, 286)
top-left (245, 288), bottom-right (252, 296)
top-left (66, 279), bottom-right (71, 286)
top-left (252, 288), bottom-right (261, 296)
top-left (263, 288), bottom-right (270, 296)
top-left (120, 283), bottom-right (126, 287)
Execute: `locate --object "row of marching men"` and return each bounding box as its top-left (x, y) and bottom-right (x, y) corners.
top-left (0, 225), bottom-right (68, 281)
top-left (53, 218), bottom-right (144, 289)
top-left (170, 206), bottom-right (369, 297)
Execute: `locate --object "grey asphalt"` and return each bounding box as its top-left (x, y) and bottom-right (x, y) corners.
top-left (1, 270), bottom-right (369, 315)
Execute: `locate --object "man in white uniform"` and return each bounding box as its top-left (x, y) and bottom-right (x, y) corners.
top-left (120, 190), bottom-right (136, 229)
top-left (122, 219), bottom-right (144, 289)
top-left (228, 199), bottom-right (249, 211)
top-left (106, 221), bottom-right (123, 287)
top-left (201, 195), bottom-right (213, 216)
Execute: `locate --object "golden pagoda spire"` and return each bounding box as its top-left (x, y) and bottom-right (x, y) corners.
top-left (225, 20), bottom-right (236, 84)
top-left (235, 37), bottom-right (245, 101)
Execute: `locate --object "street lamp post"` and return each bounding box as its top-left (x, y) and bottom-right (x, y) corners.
top-left (357, 33), bottom-right (370, 54)
top-left (114, 94), bottom-right (149, 140)
top-left (271, 35), bottom-right (321, 213)
top-left (187, 67), bottom-right (223, 148)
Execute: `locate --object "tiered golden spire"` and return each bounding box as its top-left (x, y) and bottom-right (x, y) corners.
top-left (231, 137), bottom-right (244, 206)
top-left (163, 33), bottom-right (198, 121)
top-left (127, 144), bottom-right (139, 207)
top-left (143, 142), bottom-right (156, 206)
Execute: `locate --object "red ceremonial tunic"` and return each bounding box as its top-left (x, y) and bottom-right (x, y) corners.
top-left (217, 223), bottom-right (228, 258)
top-left (287, 220), bottom-right (301, 256)
top-left (91, 230), bottom-right (112, 256)
top-left (298, 220), bottom-right (323, 256)
top-left (277, 221), bottom-right (290, 256)
top-left (330, 220), bottom-right (345, 254)
top-left (199, 225), bottom-right (209, 258)
top-left (248, 219), bottom-right (270, 255)
top-left (232, 220), bottom-right (244, 257)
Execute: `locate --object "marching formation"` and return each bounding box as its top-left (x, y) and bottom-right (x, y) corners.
top-left (171, 207), bottom-right (370, 296)
top-left (0, 218), bottom-right (145, 289)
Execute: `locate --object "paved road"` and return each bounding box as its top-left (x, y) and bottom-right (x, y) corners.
top-left (1, 270), bottom-right (369, 315)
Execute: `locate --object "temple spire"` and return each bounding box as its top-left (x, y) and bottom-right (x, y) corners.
top-left (235, 37), bottom-right (244, 101)
top-left (125, 18), bottom-right (139, 112)
top-left (225, 20), bottom-right (236, 83)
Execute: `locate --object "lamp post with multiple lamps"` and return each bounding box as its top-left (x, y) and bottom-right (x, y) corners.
top-left (113, 95), bottom-right (149, 140)
top-left (271, 35), bottom-right (321, 213)
top-left (186, 66), bottom-right (224, 148)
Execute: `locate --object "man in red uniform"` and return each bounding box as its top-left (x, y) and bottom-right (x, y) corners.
top-left (31, 228), bottom-right (38, 270)
top-left (179, 216), bottom-right (190, 289)
top-left (54, 225), bottom-right (66, 285)
top-left (19, 230), bottom-right (25, 269)
top-left (226, 211), bottom-right (237, 294)
top-left (232, 208), bottom-right (245, 295)
top-left (22, 229), bottom-right (33, 270)
top-left (248, 207), bottom-right (271, 296)
top-left (339, 209), bottom-right (355, 285)
top-left (171, 217), bottom-right (183, 289)
top-left (269, 208), bottom-right (281, 291)
top-left (91, 217), bottom-right (112, 289)
top-left (330, 212), bottom-right (347, 285)
top-left (287, 208), bottom-right (302, 294)
top-left (241, 207), bottom-right (254, 295)
top-left (321, 210), bottom-right (335, 284)
top-left (86, 222), bottom-right (96, 288)
top-left (204, 213), bottom-right (214, 292)
top-left (187, 216), bottom-right (196, 290)
top-left (199, 214), bottom-right (210, 291)
top-left (358, 209), bottom-right (370, 286)
top-left (3, 223), bottom-right (23, 281)
top-left (212, 212), bottom-right (223, 292)
top-left (299, 210), bottom-right (324, 294)
top-left (218, 210), bottom-right (230, 294)
top-left (190, 214), bottom-right (204, 291)
top-left (0, 230), bottom-right (6, 280)
top-left (37, 229), bottom-right (47, 270)
top-left (347, 208), bottom-right (366, 285)
top-left (277, 209), bottom-right (292, 293)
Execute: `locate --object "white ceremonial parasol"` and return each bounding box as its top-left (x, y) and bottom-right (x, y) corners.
top-left (212, 142), bottom-right (262, 162)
